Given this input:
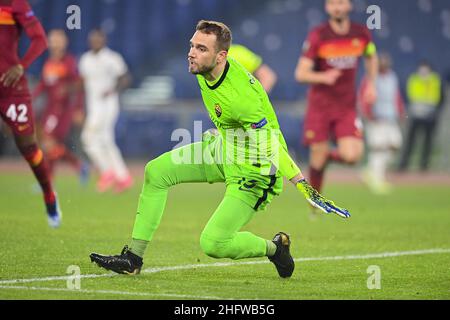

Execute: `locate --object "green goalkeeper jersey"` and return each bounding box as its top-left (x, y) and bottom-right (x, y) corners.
top-left (196, 57), bottom-right (288, 178)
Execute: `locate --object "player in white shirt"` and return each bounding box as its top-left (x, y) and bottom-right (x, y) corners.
top-left (79, 29), bottom-right (133, 193)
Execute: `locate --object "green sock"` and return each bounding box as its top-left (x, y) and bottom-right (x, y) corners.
top-left (129, 239), bottom-right (149, 258)
top-left (266, 240), bottom-right (277, 257)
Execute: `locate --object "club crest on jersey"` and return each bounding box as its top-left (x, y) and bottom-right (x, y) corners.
top-left (214, 104), bottom-right (222, 118)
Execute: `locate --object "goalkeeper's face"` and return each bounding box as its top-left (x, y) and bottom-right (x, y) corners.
top-left (188, 31), bottom-right (225, 75)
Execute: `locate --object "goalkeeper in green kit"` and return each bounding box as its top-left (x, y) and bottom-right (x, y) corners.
top-left (90, 21), bottom-right (350, 278)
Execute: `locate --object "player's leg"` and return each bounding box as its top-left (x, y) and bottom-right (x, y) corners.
top-left (40, 113), bottom-right (61, 177)
top-left (421, 119), bottom-right (436, 171)
top-left (200, 195), bottom-right (266, 259)
top-left (59, 143), bottom-right (82, 172)
top-left (40, 133), bottom-right (57, 179)
top-left (382, 122), bottom-right (403, 189)
top-left (0, 97), bottom-right (61, 227)
top-left (398, 119), bottom-right (419, 171)
top-left (14, 133), bottom-right (58, 206)
top-left (336, 137), bottom-right (364, 165)
top-left (131, 141), bottom-right (223, 251)
top-left (199, 184), bottom-right (294, 277)
top-left (45, 137), bottom-right (82, 176)
top-left (308, 141), bottom-right (330, 193)
top-left (364, 121), bottom-right (393, 193)
top-left (39, 115), bottom-right (81, 179)
top-left (335, 111), bottom-right (365, 165)
top-left (102, 102), bottom-right (132, 192)
top-left (52, 113), bottom-right (82, 174)
top-left (81, 104), bottom-right (114, 191)
top-left (303, 110), bottom-right (330, 193)
top-left (90, 136), bottom-right (225, 274)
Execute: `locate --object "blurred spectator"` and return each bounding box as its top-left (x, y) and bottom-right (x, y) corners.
top-left (79, 29), bottom-right (133, 193)
top-left (33, 29), bottom-right (87, 183)
top-left (359, 53), bottom-right (405, 194)
top-left (228, 44), bottom-right (277, 93)
top-left (398, 61), bottom-right (443, 171)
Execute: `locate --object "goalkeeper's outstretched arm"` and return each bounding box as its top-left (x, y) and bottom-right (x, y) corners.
top-left (277, 145), bottom-right (351, 219)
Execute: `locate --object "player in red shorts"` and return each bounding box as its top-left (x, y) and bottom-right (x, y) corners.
top-left (33, 29), bottom-right (88, 183)
top-left (0, 0), bottom-right (61, 227)
top-left (295, 0), bottom-right (378, 214)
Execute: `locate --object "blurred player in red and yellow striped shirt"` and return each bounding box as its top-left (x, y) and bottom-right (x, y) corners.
top-left (295, 0), bottom-right (378, 215)
top-left (0, 0), bottom-right (61, 227)
top-left (33, 29), bottom-right (87, 183)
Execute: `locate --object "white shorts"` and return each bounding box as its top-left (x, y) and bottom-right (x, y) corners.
top-left (366, 121), bottom-right (402, 150)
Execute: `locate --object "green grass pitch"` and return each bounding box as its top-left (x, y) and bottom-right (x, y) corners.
top-left (0, 170), bottom-right (449, 300)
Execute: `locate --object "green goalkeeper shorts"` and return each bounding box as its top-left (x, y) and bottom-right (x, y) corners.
top-left (202, 129), bottom-right (283, 211)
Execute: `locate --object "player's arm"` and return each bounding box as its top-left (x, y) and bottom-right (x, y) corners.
top-left (358, 76), bottom-right (374, 120)
top-left (0, 0), bottom-right (47, 88)
top-left (116, 73), bottom-right (131, 93)
top-left (361, 44), bottom-right (378, 106)
top-left (295, 56), bottom-right (342, 86)
top-left (103, 53), bottom-right (131, 98)
top-left (254, 64), bottom-right (277, 93)
top-left (277, 144), bottom-right (351, 219)
top-left (103, 72), bottom-right (131, 98)
top-left (294, 29), bottom-right (342, 86)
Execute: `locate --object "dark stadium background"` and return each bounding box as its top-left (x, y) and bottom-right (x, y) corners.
top-left (2, 0), bottom-right (449, 167)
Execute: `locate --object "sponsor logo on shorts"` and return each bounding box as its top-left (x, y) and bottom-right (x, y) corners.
top-left (238, 178), bottom-right (257, 192)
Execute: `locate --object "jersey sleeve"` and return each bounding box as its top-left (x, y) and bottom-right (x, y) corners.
top-left (277, 144), bottom-right (301, 180)
top-left (302, 28), bottom-right (320, 60)
top-left (12, 0), bottom-right (39, 28)
top-left (110, 53), bottom-right (128, 78)
top-left (13, 0), bottom-right (47, 69)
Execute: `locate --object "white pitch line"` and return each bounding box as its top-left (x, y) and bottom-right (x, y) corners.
top-left (0, 248), bottom-right (449, 286)
top-left (0, 285), bottom-right (229, 300)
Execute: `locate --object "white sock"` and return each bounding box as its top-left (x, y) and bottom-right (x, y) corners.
top-left (368, 149), bottom-right (391, 185)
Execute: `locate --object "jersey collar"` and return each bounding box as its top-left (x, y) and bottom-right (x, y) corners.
top-left (205, 61), bottom-right (230, 90)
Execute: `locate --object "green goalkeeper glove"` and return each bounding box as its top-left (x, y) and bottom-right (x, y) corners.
top-left (296, 178), bottom-right (351, 219)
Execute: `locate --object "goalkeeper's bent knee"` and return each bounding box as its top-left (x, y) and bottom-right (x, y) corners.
top-left (143, 159), bottom-right (169, 189)
top-left (199, 233), bottom-right (234, 259)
